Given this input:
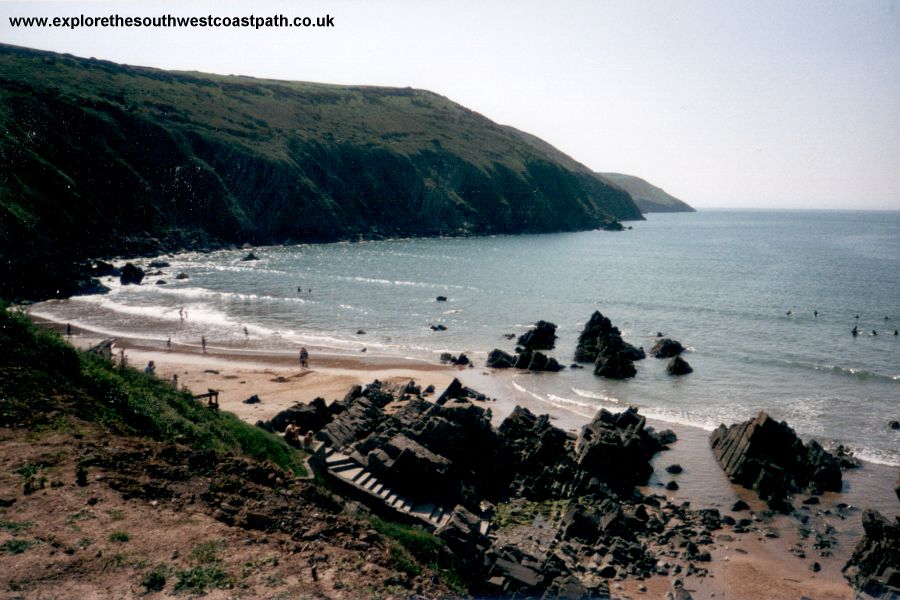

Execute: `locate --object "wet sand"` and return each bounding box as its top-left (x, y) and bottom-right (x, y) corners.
top-left (33, 316), bottom-right (899, 599)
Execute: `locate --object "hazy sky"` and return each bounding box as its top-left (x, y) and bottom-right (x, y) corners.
top-left (3, 0), bottom-right (900, 209)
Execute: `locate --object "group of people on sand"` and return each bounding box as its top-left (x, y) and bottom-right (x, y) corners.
top-left (284, 423), bottom-right (314, 449)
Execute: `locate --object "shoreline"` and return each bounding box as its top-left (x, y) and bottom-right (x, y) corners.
top-left (25, 312), bottom-right (900, 598)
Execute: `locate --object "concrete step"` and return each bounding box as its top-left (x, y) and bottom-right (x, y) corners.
top-left (371, 483), bottom-right (384, 495)
top-left (437, 512), bottom-right (451, 528)
top-left (328, 460), bottom-right (358, 473)
top-left (355, 472), bottom-right (372, 486)
top-left (399, 499), bottom-right (413, 512)
top-left (390, 495), bottom-right (405, 508)
top-left (364, 477), bottom-right (380, 491)
top-left (479, 520), bottom-right (490, 536)
top-left (336, 467), bottom-right (363, 481)
top-left (428, 504), bottom-right (444, 522)
top-left (378, 487), bottom-right (391, 499)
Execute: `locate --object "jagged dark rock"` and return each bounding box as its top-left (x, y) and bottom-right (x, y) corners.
top-left (514, 350), bottom-right (563, 372)
top-left (517, 321), bottom-right (558, 350)
top-left (667, 356), bottom-right (693, 375)
top-left (574, 311), bottom-right (619, 362)
top-left (709, 412), bottom-right (843, 512)
top-left (241, 252), bottom-right (259, 261)
top-left (593, 351), bottom-right (637, 379)
top-left (175, 272), bottom-right (189, 279)
top-left (842, 509), bottom-right (900, 597)
top-left (575, 311), bottom-right (642, 379)
top-left (270, 397), bottom-right (329, 432)
top-left (92, 260), bottom-right (119, 277)
top-left (436, 296), bottom-right (447, 302)
top-left (119, 262), bottom-right (144, 285)
top-left (651, 338), bottom-right (685, 358)
top-left (148, 260), bottom-right (170, 268)
top-left (486, 349), bottom-right (516, 369)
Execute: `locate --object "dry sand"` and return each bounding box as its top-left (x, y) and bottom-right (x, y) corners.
top-left (36, 319), bottom-right (900, 599)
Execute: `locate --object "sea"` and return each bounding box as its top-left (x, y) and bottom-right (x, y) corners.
top-left (28, 210), bottom-right (900, 466)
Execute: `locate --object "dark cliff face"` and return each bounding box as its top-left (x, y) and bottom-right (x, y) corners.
top-left (0, 44), bottom-right (642, 300)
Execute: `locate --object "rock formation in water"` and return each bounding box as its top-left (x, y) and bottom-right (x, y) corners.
top-left (709, 412), bottom-right (842, 512)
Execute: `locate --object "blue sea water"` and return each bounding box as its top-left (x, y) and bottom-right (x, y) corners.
top-left (31, 210), bottom-right (900, 465)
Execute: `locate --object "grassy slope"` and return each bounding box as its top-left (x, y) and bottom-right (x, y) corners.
top-left (0, 44), bottom-right (642, 295)
top-left (0, 304), bottom-right (306, 475)
top-left (596, 172), bottom-right (695, 213)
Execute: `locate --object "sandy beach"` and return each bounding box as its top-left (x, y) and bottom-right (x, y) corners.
top-left (34, 316), bottom-right (899, 599)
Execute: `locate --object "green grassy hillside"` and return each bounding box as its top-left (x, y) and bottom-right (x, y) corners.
top-left (596, 172), bottom-right (695, 213)
top-left (0, 305), bottom-right (306, 475)
top-left (0, 44), bottom-right (643, 300)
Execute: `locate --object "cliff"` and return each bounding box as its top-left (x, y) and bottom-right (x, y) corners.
top-left (0, 44), bottom-right (643, 300)
top-left (596, 172), bottom-right (695, 213)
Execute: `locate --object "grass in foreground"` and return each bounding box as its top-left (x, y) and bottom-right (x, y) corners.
top-left (0, 305), bottom-right (306, 475)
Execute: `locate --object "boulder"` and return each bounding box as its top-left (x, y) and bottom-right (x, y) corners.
top-left (651, 338), bottom-right (685, 358)
top-left (517, 321), bottom-right (558, 350)
top-left (119, 263), bottom-right (145, 285)
top-left (270, 397), bottom-right (329, 432)
top-left (175, 272), bottom-right (189, 279)
top-left (366, 434), bottom-right (454, 499)
top-left (148, 260), bottom-right (170, 268)
top-left (241, 252), bottom-right (259, 261)
top-left (842, 510), bottom-right (900, 598)
top-left (667, 356), bottom-right (693, 375)
top-left (92, 260), bottom-right (120, 277)
top-left (487, 349), bottom-right (516, 369)
top-left (155, 280), bottom-right (167, 285)
top-left (316, 396), bottom-right (384, 449)
top-left (514, 350), bottom-right (563, 372)
top-left (574, 311), bottom-right (619, 362)
top-left (709, 412), bottom-right (843, 511)
top-left (496, 406), bottom-right (572, 499)
top-left (593, 352), bottom-right (636, 379)
top-left (436, 296), bottom-right (448, 302)
top-left (573, 407), bottom-right (668, 493)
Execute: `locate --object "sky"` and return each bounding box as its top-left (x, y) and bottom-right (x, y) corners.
top-left (2, 0), bottom-right (900, 209)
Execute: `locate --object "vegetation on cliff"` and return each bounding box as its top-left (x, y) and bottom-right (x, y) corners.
top-left (596, 172), bottom-right (695, 213)
top-left (0, 43), bottom-right (643, 300)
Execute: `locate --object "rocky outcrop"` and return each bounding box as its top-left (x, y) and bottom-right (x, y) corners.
top-left (495, 407), bottom-right (573, 500)
top-left (270, 397), bottom-right (330, 432)
top-left (517, 321), bottom-right (557, 350)
top-left (574, 407), bottom-right (674, 494)
top-left (842, 509), bottom-right (900, 598)
top-left (575, 311), bottom-right (619, 362)
top-left (709, 412), bottom-right (842, 511)
top-left (667, 356), bottom-right (693, 375)
top-left (119, 262), bottom-right (144, 285)
top-left (486, 349), bottom-right (516, 369)
top-left (651, 338), bottom-right (685, 358)
top-left (514, 350), bottom-right (563, 372)
top-left (575, 311), bottom-right (643, 379)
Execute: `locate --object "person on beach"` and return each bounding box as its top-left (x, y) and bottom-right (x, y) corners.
top-left (299, 347), bottom-right (309, 368)
top-left (201, 336), bottom-right (207, 353)
top-left (302, 430), bottom-right (314, 450)
top-left (118, 349), bottom-right (126, 368)
top-left (66, 322), bottom-right (72, 336)
top-left (166, 337), bottom-right (172, 351)
top-left (243, 326), bottom-right (249, 339)
top-left (144, 361), bottom-right (155, 376)
top-left (171, 374), bottom-right (178, 388)
top-left (179, 307), bottom-right (184, 321)
top-left (814, 310), bottom-right (818, 318)
top-left (284, 423), bottom-right (300, 445)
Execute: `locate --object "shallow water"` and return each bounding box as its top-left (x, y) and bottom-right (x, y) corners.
top-left (30, 210), bottom-right (900, 465)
